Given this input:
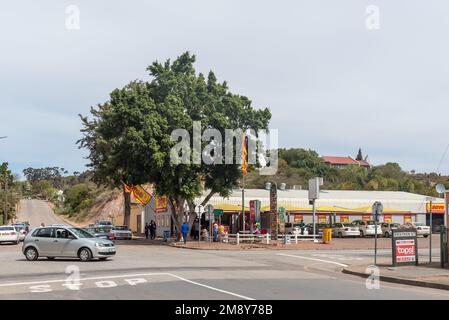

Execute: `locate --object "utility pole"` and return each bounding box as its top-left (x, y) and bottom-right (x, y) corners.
top-left (3, 173), bottom-right (7, 225)
top-left (0, 136), bottom-right (7, 224)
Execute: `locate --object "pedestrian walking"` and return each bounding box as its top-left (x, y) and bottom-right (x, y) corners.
top-left (151, 220), bottom-right (157, 239)
top-left (191, 219), bottom-right (198, 240)
top-left (299, 219), bottom-right (305, 235)
top-left (144, 222), bottom-right (149, 239)
top-left (213, 222), bottom-right (219, 242)
top-left (181, 221), bottom-right (189, 244)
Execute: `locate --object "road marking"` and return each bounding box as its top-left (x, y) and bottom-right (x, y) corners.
top-left (168, 273), bottom-right (255, 301)
top-left (0, 272), bottom-right (254, 300)
top-left (277, 253), bottom-right (349, 267)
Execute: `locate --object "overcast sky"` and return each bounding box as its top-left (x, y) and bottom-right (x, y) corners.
top-left (1, 0), bottom-right (449, 177)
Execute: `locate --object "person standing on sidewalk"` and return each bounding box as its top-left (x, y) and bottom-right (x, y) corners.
top-left (152, 220), bottom-right (157, 239)
top-left (181, 221), bottom-right (189, 244)
top-left (144, 222), bottom-right (149, 239)
top-left (213, 222), bottom-right (219, 242)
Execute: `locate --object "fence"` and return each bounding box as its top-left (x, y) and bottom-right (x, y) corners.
top-left (225, 233), bottom-right (322, 245)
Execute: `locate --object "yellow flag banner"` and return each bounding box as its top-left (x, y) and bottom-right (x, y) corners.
top-left (241, 135), bottom-right (248, 176)
top-left (131, 185), bottom-right (152, 206)
top-left (156, 196), bottom-right (168, 213)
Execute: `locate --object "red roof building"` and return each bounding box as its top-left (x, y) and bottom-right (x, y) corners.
top-left (321, 156), bottom-right (371, 169)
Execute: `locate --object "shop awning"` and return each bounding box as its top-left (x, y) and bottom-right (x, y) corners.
top-left (315, 206), bottom-right (360, 213)
top-left (261, 203), bottom-right (311, 212)
top-left (352, 206), bottom-right (411, 214)
top-left (212, 203), bottom-right (248, 212)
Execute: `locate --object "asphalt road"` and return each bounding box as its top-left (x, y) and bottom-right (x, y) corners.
top-left (2, 200), bottom-right (448, 300)
top-left (16, 199), bottom-right (69, 228)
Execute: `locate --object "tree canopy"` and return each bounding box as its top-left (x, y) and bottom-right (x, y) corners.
top-left (78, 52), bottom-right (271, 230)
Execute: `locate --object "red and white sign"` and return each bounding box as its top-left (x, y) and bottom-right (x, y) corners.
top-left (395, 239), bottom-right (416, 263)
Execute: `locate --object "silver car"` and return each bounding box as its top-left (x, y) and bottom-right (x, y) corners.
top-left (112, 226), bottom-right (133, 240)
top-left (22, 226), bottom-right (116, 261)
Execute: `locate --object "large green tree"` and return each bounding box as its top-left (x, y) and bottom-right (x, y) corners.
top-left (79, 52), bottom-right (271, 232)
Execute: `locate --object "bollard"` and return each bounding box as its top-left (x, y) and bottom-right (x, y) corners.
top-left (265, 233), bottom-right (270, 244)
top-left (236, 233), bottom-right (240, 245)
top-left (295, 234), bottom-right (298, 244)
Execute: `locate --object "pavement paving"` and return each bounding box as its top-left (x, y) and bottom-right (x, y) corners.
top-left (343, 262), bottom-right (449, 291)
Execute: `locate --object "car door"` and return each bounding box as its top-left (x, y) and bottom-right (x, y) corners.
top-left (33, 228), bottom-right (55, 256)
top-left (60, 229), bottom-right (81, 257)
top-left (51, 228), bottom-right (72, 256)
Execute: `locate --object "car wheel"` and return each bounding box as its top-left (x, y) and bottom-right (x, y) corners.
top-left (338, 232), bottom-right (343, 238)
top-left (423, 235), bottom-right (429, 238)
top-left (78, 248), bottom-right (92, 262)
top-left (25, 247), bottom-right (39, 261)
top-left (99, 257), bottom-right (108, 261)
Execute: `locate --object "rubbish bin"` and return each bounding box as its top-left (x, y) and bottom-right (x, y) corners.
top-left (163, 230), bottom-right (170, 242)
top-left (323, 228), bottom-right (332, 244)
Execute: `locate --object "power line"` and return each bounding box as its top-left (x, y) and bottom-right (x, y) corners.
top-left (436, 142), bottom-right (449, 174)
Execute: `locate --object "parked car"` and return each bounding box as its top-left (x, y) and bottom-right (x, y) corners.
top-left (380, 222), bottom-right (400, 238)
top-left (0, 226), bottom-right (20, 244)
top-left (12, 224), bottom-right (27, 241)
top-left (402, 222), bottom-right (431, 237)
top-left (306, 223), bottom-right (328, 236)
top-left (22, 226), bottom-right (116, 261)
top-left (352, 220), bottom-right (382, 237)
top-left (331, 223), bottom-right (360, 238)
top-left (285, 223), bottom-right (309, 236)
top-left (50, 224), bottom-right (68, 227)
top-left (97, 220), bottom-right (114, 227)
top-left (86, 226), bottom-right (116, 241)
top-left (111, 226), bottom-right (133, 240)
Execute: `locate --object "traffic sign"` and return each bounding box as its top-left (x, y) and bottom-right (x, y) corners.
top-left (205, 204), bottom-right (214, 221)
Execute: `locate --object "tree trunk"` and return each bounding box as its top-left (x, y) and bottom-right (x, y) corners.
top-left (200, 190), bottom-right (215, 207)
top-left (123, 187), bottom-right (131, 228)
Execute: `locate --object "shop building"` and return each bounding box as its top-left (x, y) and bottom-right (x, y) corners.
top-left (137, 189), bottom-right (443, 236)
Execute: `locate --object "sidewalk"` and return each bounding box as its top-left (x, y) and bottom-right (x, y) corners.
top-left (167, 236), bottom-right (439, 251)
top-left (343, 262), bottom-right (449, 291)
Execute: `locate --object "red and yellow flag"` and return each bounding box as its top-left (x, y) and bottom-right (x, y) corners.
top-left (241, 135), bottom-right (248, 176)
top-left (121, 181), bottom-right (152, 206)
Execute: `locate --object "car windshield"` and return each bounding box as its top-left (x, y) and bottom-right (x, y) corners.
top-left (366, 221), bottom-right (376, 225)
top-left (69, 228), bottom-right (95, 238)
top-left (391, 223), bottom-right (400, 227)
top-left (414, 222), bottom-right (425, 226)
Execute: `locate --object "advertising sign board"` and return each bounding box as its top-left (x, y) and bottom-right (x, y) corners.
top-left (392, 228), bottom-right (418, 266)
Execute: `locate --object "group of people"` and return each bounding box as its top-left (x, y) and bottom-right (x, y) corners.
top-left (181, 220), bottom-right (226, 244)
top-left (144, 220), bottom-right (157, 240)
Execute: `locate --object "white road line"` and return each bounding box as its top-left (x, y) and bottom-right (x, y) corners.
top-left (0, 272), bottom-right (168, 287)
top-left (168, 274), bottom-right (255, 301)
top-left (277, 253), bottom-right (349, 267)
top-left (0, 272), bottom-right (254, 300)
